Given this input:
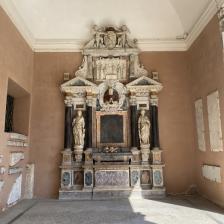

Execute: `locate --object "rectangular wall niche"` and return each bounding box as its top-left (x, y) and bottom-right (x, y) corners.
top-left (202, 165), bottom-right (222, 183)
top-left (194, 99), bottom-right (206, 151)
top-left (207, 91), bottom-right (223, 152)
top-left (4, 79), bottom-right (31, 136)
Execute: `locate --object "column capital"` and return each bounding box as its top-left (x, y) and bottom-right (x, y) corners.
top-left (129, 92), bottom-right (137, 106)
top-left (129, 98), bottom-right (137, 106)
top-left (150, 94), bottom-right (159, 106)
top-left (64, 97), bottom-right (73, 107)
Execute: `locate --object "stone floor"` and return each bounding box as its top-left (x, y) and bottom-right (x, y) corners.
top-left (0, 196), bottom-right (224, 224)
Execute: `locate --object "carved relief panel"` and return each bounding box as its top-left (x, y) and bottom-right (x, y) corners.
top-left (194, 99), bottom-right (206, 151)
top-left (207, 91), bottom-right (223, 152)
top-left (94, 57), bottom-right (127, 81)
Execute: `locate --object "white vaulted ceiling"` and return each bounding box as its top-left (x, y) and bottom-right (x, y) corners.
top-left (0, 0), bottom-right (223, 51)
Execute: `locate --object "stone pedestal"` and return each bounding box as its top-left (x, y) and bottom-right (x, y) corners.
top-left (151, 148), bottom-right (162, 165)
top-left (140, 144), bottom-right (150, 163)
top-left (74, 145), bottom-right (84, 163)
top-left (61, 149), bottom-right (73, 166)
top-left (131, 148), bottom-right (141, 164)
top-left (84, 148), bottom-right (93, 164)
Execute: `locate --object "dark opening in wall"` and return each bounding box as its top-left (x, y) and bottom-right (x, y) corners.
top-left (4, 79), bottom-right (31, 135)
top-left (5, 95), bottom-right (14, 132)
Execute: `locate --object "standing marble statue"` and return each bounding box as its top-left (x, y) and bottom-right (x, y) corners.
top-left (72, 110), bottom-right (85, 146)
top-left (138, 109), bottom-right (150, 145)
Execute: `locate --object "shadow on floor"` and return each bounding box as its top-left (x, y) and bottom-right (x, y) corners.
top-left (0, 199), bottom-right (156, 224)
top-left (0, 195), bottom-right (224, 224)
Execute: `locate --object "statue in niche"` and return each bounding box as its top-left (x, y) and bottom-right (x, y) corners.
top-left (72, 110), bottom-right (85, 146)
top-left (138, 110), bottom-right (150, 145)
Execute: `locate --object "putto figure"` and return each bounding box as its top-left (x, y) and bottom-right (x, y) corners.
top-left (138, 109), bottom-right (150, 145)
top-left (73, 110), bottom-right (85, 146)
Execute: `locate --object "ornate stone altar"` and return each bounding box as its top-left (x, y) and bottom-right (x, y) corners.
top-left (59, 25), bottom-right (165, 200)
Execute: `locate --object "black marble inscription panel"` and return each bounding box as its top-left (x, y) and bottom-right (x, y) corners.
top-left (100, 115), bottom-right (123, 143)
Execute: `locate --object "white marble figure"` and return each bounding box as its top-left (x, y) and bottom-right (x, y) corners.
top-left (138, 109), bottom-right (150, 145)
top-left (84, 25), bottom-right (137, 50)
top-left (93, 25), bottom-right (105, 48)
top-left (72, 110), bottom-right (85, 146)
top-left (75, 55), bottom-right (88, 77)
top-left (117, 25), bottom-right (129, 48)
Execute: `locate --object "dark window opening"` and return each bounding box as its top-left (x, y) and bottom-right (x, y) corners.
top-left (5, 95), bottom-right (14, 132)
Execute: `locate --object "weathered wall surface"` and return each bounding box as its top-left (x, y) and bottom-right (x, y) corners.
top-left (0, 7), bottom-right (33, 210)
top-left (30, 51), bottom-right (195, 198)
top-left (188, 16), bottom-right (224, 207)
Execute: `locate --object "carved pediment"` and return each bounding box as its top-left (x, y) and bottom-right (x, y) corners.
top-left (61, 77), bottom-right (97, 94)
top-left (61, 76), bottom-right (96, 88)
top-left (126, 76), bottom-right (163, 93)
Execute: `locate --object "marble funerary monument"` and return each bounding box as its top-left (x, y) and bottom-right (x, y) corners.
top-left (59, 25), bottom-right (165, 199)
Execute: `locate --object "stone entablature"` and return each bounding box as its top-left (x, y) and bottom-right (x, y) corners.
top-left (59, 25), bottom-right (165, 200)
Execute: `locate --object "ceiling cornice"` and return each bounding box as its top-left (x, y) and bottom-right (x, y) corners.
top-left (33, 38), bottom-right (187, 52)
top-left (0, 0), bottom-right (222, 52)
top-left (185, 0), bottom-right (223, 49)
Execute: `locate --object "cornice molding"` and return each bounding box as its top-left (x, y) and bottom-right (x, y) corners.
top-left (0, 0), bottom-right (222, 52)
top-left (33, 38), bottom-right (187, 52)
top-left (185, 0), bottom-right (223, 49)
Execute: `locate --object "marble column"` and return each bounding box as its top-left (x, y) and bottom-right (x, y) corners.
top-left (130, 105), bottom-right (138, 148)
top-left (64, 100), bottom-right (73, 150)
top-left (86, 106), bottom-right (92, 148)
top-left (150, 95), bottom-right (160, 149)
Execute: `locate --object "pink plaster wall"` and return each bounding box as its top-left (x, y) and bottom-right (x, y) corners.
top-left (188, 16), bottom-right (224, 207)
top-left (0, 7), bottom-right (33, 210)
